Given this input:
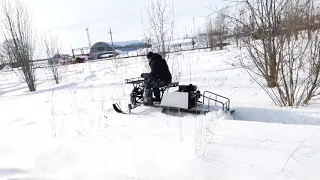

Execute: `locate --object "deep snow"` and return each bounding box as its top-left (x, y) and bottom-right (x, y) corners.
top-left (0, 45), bottom-right (320, 180)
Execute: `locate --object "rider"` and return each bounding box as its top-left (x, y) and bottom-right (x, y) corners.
top-left (141, 52), bottom-right (172, 106)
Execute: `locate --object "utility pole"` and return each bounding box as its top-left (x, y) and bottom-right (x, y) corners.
top-left (108, 28), bottom-right (114, 50)
top-left (193, 11), bottom-right (196, 37)
top-left (108, 28), bottom-right (115, 58)
top-left (192, 7), bottom-right (196, 49)
top-left (86, 28), bottom-right (92, 48)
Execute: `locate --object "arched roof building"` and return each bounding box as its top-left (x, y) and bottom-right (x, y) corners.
top-left (90, 42), bottom-right (113, 55)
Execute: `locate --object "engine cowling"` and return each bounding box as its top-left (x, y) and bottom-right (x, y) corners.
top-left (161, 84), bottom-right (201, 109)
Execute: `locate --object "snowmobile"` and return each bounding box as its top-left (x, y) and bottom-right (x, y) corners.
top-left (112, 77), bottom-right (235, 115)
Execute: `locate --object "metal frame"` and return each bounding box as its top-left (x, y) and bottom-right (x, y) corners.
top-left (201, 91), bottom-right (231, 112)
top-left (125, 77), bottom-right (145, 88)
top-left (122, 77), bottom-right (232, 114)
top-left (125, 77), bottom-right (179, 113)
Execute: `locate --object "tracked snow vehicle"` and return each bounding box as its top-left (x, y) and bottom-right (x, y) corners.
top-left (112, 77), bottom-right (234, 115)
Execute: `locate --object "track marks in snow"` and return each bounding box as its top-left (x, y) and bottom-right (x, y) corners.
top-left (0, 168), bottom-right (30, 179)
top-left (232, 107), bottom-right (320, 126)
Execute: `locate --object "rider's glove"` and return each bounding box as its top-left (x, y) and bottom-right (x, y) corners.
top-left (141, 73), bottom-right (149, 79)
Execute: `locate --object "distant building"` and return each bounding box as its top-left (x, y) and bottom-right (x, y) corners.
top-left (87, 42), bottom-right (115, 60)
top-left (117, 43), bottom-right (152, 52)
top-left (72, 41), bottom-right (151, 60)
top-left (90, 42), bottom-right (113, 55)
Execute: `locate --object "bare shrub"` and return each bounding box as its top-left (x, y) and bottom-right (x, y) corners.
top-left (42, 32), bottom-right (60, 84)
top-left (223, 0), bottom-right (320, 106)
top-left (1, 0), bottom-right (37, 91)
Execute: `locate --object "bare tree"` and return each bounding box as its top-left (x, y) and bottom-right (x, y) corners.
top-left (233, 26), bottom-right (241, 47)
top-left (1, 0), bottom-right (37, 91)
top-left (239, 0), bottom-right (283, 88)
top-left (214, 8), bottom-right (229, 50)
top-left (223, 0), bottom-right (320, 106)
top-left (141, 0), bottom-right (175, 58)
top-left (205, 17), bottom-right (215, 51)
top-left (203, 7), bottom-right (229, 51)
top-left (196, 28), bottom-right (209, 48)
top-left (42, 33), bottom-right (60, 84)
top-left (0, 49), bottom-right (6, 64)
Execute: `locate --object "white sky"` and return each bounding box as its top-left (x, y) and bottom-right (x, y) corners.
top-left (21, 0), bottom-right (223, 54)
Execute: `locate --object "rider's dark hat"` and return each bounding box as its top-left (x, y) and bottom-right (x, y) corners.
top-left (147, 52), bottom-right (154, 59)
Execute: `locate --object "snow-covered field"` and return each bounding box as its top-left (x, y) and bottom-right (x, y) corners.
top-left (0, 45), bottom-right (320, 180)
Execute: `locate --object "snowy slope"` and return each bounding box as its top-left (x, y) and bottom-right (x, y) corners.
top-left (0, 45), bottom-right (320, 180)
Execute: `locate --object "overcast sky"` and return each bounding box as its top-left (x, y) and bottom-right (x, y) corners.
top-left (21, 0), bottom-right (223, 54)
